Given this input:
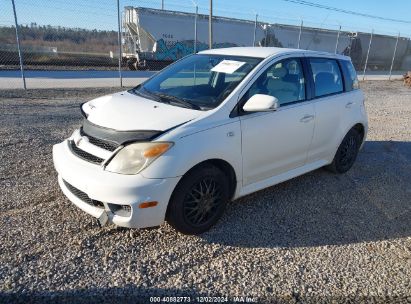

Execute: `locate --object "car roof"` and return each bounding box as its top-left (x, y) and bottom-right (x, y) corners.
top-left (199, 47), bottom-right (350, 61)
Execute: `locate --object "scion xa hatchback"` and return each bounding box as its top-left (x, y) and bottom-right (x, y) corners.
top-left (53, 47), bottom-right (368, 234)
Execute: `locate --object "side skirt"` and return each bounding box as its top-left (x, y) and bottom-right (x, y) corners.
top-left (237, 159), bottom-right (328, 198)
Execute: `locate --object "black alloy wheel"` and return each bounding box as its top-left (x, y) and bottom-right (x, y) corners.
top-left (167, 165), bottom-right (229, 235)
top-left (327, 128), bottom-right (361, 174)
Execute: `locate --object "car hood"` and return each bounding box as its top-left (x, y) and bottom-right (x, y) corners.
top-left (86, 91), bottom-right (202, 131)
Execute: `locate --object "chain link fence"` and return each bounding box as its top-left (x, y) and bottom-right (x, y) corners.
top-left (1, 0), bottom-right (410, 89)
top-left (1, 0), bottom-right (121, 69)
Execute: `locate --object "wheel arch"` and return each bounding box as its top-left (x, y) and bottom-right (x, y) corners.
top-left (352, 123), bottom-right (365, 142)
top-left (165, 158), bottom-right (237, 219)
top-left (337, 122), bottom-right (366, 148)
top-left (330, 122), bottom-right (366, 163)
top-left (180, 158), bottom-right (237, 200)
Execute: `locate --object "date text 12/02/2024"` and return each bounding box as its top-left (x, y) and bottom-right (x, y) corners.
top-left (149, 296), bottom-right (258, 303)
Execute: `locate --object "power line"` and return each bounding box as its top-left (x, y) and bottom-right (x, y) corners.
top-left (281, 0), bottom-right (411, 24)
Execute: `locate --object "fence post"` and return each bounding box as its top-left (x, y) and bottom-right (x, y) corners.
top-left (11, 0), bottom-right (26, 90)
top-left (389, 32), bottom-right (400, 81)
top-left (209, 0), bottom-right (213, 49)
top-left (117, 0), bottom-right (123, 87)
top-left (194, 5), bottom-right (198, 53)
top-left (335, 25), bottom-right (341, 54)
top-left (253, 13), bottom-right (258, 46)
top-left (161, 0), bottom-right (164, 10)
top-left (297, 20), bottom-right (303, 49)
top-left (348, 35), bottom-right (353, 57)
top-left (362, 30), bottom-right (373, 81)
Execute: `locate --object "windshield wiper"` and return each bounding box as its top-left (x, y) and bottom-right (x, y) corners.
top-left (151, 92), bottom-right (201, 110)
top-left (130, 87), bottom-right (201, 110)
top-left (129, 86), bottom-right (159, 100)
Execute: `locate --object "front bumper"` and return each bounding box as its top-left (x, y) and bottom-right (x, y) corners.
top-left (53, 140), bottom-right (180, 228)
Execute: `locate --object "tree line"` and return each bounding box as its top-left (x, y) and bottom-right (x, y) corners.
top-left (0, 24), bottom-right (118, 53)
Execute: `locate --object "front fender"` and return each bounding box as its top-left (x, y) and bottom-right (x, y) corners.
top-left (141, 120), bottom-right (243, 184)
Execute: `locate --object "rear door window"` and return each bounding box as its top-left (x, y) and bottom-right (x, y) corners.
top-left (309, 58), bottom-right (343, 97)
top-left (340, 60), bottom-right (359, 91)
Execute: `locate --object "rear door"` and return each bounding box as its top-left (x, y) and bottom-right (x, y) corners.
top-left (305, 57), bottom-right (362, 163)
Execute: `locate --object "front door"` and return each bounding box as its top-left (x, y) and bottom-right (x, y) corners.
top-left (239, 57), bottom-right (315, 186)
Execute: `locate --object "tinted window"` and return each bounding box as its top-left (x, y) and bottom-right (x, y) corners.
top-left (309, 58), bottom-right (343, 97)
top-left (244, 58), bottom-right (306, 106)
top-left (340, 60), bottom-right (359, 91)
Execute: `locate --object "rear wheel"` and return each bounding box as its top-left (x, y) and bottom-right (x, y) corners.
top-left (327, 128), bottom-right (361, 174)
top-left (167, 165), bottom-right (229, 235)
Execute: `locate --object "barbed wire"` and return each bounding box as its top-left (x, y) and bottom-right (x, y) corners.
top-left (281, 0), bottom-right (411, 24)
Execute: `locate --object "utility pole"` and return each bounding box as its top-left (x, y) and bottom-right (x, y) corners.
top-left (209, 0), bottom-right (213, 49)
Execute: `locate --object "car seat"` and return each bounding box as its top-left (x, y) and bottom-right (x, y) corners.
top-left (266, 67), bottom-right (298, 104)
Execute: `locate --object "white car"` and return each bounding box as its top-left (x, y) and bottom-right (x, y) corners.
top-left (53, 47), bottom-right (368, 235)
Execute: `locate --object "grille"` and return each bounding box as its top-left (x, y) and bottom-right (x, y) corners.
top-left (68, 140), bottom-right (104, 164)
top-left (80, 128), bottom-right (118, 152)
top-left (63, 180), bottom-right (104, 208)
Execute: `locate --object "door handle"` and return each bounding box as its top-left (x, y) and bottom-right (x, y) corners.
top-left (345, 102), bottom-right (354, 108)
top-left (300, 114), bottom-right (314, 123)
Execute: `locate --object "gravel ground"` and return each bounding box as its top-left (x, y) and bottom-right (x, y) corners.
top-left (0, 82), bottom-right (410, 304)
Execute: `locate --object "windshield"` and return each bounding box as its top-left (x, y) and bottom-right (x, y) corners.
top-left (129, 54), bottom-right (262, 110)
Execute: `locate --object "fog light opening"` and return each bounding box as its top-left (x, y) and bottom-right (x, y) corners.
top-left (108, 203), bottom-right (131, 217)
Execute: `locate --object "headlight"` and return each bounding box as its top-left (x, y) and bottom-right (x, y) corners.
top-left (105, 142), bottom-right (173, 174)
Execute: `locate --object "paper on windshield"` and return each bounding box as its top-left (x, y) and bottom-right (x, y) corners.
top-left (211, 60), bottom-right (245, 74)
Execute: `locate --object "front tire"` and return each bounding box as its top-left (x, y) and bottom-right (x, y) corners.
top-left (326, 128), bottom-right (361, 174)
top-left (167, 165), bottom-right (229, 235)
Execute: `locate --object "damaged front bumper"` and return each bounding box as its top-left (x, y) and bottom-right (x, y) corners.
top-left (53, 140), bottom-right (181, 228)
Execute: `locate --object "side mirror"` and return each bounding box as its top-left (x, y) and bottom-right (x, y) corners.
top-left (243, 94), bottom-right (279, 112)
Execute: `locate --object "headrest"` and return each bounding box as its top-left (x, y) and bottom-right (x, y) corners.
top-left (271, 67), bottom-right (287, 78)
